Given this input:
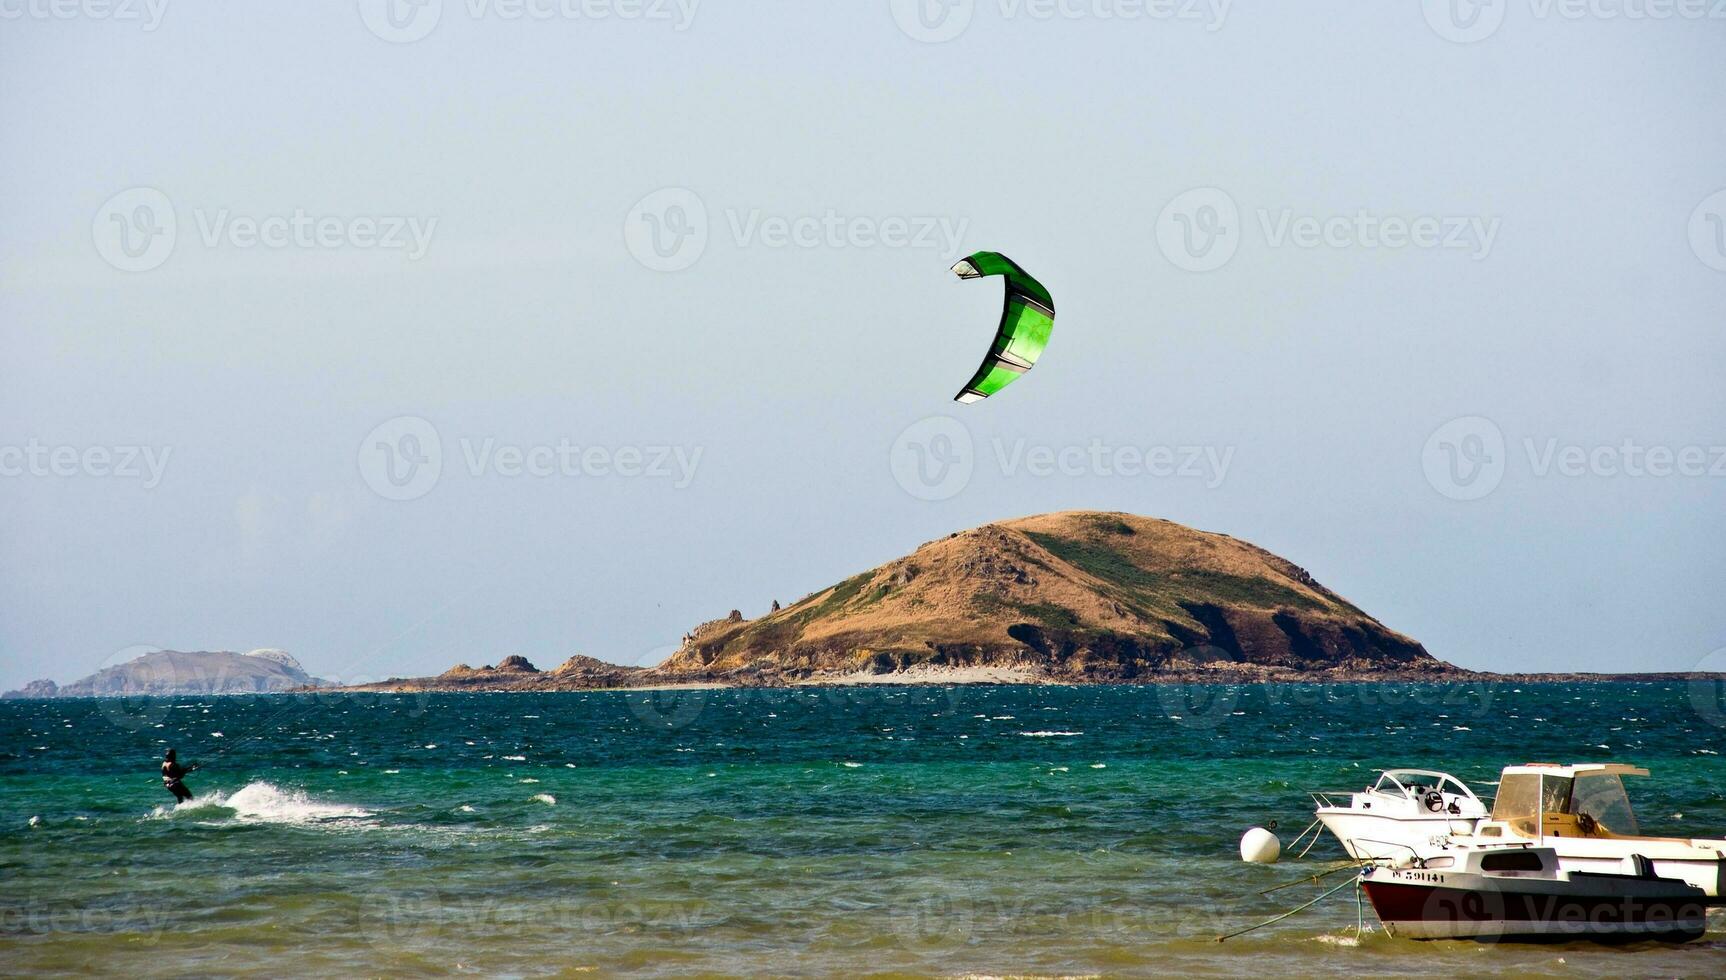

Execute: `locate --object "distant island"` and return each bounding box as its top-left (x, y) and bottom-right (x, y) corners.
top-left (4, 648), bottom-right (327, 699)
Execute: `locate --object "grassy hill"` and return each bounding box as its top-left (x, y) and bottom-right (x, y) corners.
top-left (658, 511), bottom-right (1442, 682)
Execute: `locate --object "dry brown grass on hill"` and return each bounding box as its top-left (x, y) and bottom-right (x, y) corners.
top-left (658, 511), bottom-right (1436, 681)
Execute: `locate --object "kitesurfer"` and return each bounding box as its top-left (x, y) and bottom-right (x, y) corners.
top-left (161, 748), bottom-right (198, 802)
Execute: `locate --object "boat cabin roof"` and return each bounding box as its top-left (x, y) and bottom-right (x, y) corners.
top-left (1500, 763), bottom-right (1649, 779)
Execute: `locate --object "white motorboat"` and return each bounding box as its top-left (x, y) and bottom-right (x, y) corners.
top-left (1360, 842), bottom-right (1708, 942)
top-left (1461, 763), bottom-right (1726, 899)
top-left (1317, 763), bottom-right (1726, 901)
top-left (1312, 769), bottom-right (1489, 862)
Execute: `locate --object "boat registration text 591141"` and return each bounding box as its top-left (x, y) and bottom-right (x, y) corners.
top-left (1389, 869), bottom-right (1447, 884)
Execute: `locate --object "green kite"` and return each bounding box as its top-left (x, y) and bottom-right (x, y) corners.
top-left (951, 251), bottom-right (1054, 404)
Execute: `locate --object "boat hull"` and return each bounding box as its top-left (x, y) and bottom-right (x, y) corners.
top-left (1361, 872), bottom-right (1707, 943)
top-left (1316, 810), bottom-right (1476, 861)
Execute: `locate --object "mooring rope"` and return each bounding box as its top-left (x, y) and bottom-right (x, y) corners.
top-left (1355, 878), bottom-right (1368, 938)
top-left (1257, 860), bottom-right (1359, 897)
top-left (1293, 817), bottom-right (1328, 858)
top-left (1215, 872), bottom-right (1363, 943)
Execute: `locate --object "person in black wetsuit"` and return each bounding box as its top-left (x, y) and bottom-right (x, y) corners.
top-left (161, 748), bottom-right (198, 802)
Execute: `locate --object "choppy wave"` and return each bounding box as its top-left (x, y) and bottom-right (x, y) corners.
top-left (150, 780), bottom-right (372, 825)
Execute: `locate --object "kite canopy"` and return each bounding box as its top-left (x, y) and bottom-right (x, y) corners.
top-left (951, 251), bottom-right (1054, 403)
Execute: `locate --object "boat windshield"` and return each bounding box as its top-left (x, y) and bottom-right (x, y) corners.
top-left (1491, 773), bottom-right (1573, 826)
top-left (1540, 775), bottom-right (1573, 815)
top-left (1489, 770), bottom-right (1641, 837)
top-left (1571, 772), bottom-right (1640, 835)
top-left (1490, 773), bottom-right (1545, 822)
top-left (1375, 771), bottom-right (1471, 799)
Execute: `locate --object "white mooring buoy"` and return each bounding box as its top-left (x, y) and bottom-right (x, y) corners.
top-left (1239, 826), bottom-right (1281, 864)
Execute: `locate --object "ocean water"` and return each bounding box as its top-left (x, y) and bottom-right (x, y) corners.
top-left (3, 682), bottom-right (1725, 977)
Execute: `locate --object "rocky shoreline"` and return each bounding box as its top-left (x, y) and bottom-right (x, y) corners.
top-left (319, 655), bottom-right (1723, 695)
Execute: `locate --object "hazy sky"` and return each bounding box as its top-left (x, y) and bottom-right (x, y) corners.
top-left (2, 2), bottom-right (1723, 688)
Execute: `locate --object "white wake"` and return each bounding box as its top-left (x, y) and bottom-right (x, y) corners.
top-left (152, 780), bottom-right (372, 824)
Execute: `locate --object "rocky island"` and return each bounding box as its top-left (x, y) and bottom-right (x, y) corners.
top-left (333, 511), bottom-right (1467, 692)
top-left (4, 648), bottom-right (328, 699)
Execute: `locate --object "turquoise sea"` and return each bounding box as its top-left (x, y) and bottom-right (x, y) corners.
top-left (3, 682), bottom-right (1725, 977)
